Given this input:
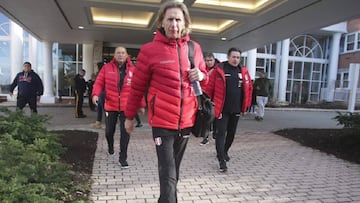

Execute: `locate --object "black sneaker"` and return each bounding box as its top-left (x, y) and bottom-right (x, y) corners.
top-left (224, 153), bottom-right (230, 162)
top-left (119, 160), bottom-right (129, 169)
top-left (135, 123), bottom-right (143, 127)
top-left (219, 161), bottom-right (227, 172)
top-left (108, 147), bottom-right (114, 156)
top-left (200, 139), bottom-right (209, 146)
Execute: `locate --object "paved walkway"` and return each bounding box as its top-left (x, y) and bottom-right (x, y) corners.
top-left (1, 102), bottom-right (360, 202)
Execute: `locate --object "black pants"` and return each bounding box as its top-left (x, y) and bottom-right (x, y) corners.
top-left (105, 111), bottom-right (129, 162)
top-left (96, 91), bottom-right (105, 122)
top-left (215, 112), bottom-right (240, 162)
top-left (17, 96), bottom-right (37, 113)
top-left (135, 113), bottom-right (142, 125)
top-left (200, 119), bottom-right (210, 139)
top-left (75, 91), bottom-right (84, 117)
top-left (152, 127), bottom-right (190, 203)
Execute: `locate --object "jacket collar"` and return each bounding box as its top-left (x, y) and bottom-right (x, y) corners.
top-left (110, 56), bottom-right (133, 67)
top-left (153, 29), bottom-right (190, 45)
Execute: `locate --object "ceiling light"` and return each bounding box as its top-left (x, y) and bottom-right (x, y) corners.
top-left (193, 0), bottom-right (273, 12)
top-left (191, 17), bottom-right (236, 33)
top-left (91, 7), bottom-right (154, 28)
top-left (221, 37), bottom-right (227, 41)
top-left (78, 26), bottom-right (84, 29)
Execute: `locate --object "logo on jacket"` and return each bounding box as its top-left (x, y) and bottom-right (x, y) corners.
top-left (160, 60), bottom-right (175, 64)
top-left (154, 137), bottom-right (162, 146)
top-left (127, 71), bottom-right (132, 85)
top-left (19, 75), bottom-right (32, 83)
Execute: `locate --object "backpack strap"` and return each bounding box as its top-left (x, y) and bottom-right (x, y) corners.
top-left (187, 40), bottom-right (202, 108)
top-left (188, 40), bottom-right (195, 69)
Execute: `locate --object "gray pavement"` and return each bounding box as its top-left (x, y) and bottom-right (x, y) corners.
top-left (1, 102), bottom-right (360, 203)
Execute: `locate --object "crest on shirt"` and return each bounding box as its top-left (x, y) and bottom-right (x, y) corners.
top-left (154, 137), bottom-right (162, 146)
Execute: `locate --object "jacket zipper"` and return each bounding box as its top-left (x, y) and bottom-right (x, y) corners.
top-left (177, 40), bottom-right (183, 131)
top-left (117, 64), bottom-right (121, 111)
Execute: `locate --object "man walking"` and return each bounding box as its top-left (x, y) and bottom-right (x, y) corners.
top-left (253, 70), bottom-right (272, 121)
top-left (9, 61), bottom-right (43, 113)
top-left (92, 46), bottom-right (145, 169)
top-left (205, 47), bottom-right (253, 172)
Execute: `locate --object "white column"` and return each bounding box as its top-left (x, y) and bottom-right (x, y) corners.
top-left (246, 48), bottom-right (257, 80)
top-left (347, 63), bottom-right (359, 112)
top-left (273, 41), bottom-right (282, 101)
top-left (325, 32), bottom-right (342, 102)
top-left (40, 41), bottom-right (55, 103)
top-left (83, 43), bottom-right (94, 80)
top-left (10, 21), bottom-right (23, 81)
top-left (278, 38), bottom-right (290, 103)
top-left (29, 36), bottom-right (38, 71)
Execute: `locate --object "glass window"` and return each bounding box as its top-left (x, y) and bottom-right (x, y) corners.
top-left (0, 13), bottom-right (10, 36)
top-left (256, 58), bottom-right (264, 67)
top-left (23, 31), bottom-right (29, 38)
top-left (311, 82), bottom-right (319, 92)
top-left (357, 32), bottom-right (360, 50)
top-left (0, 40), bottom-right (11, 93)
top-left (335, 73), bottom-right (341, 88)
top-left (257, 46), bottom-right (265, 54)
top-left (343, 72), bottom-right (349, 88)
top-left (23, 41), bottom-right (29, 62)
top-left (77, 44), bottom-right (83, 61)
top-left (346, 33), bottom-right (355, 51)
top-left (312, 72), bottom-right (320, 81)
top-left (293, 62), bottom-right (302, 79)
top-left (340, 35), bottom-right (345, 53)
top-left (58, 44), bottom-right (76, 61)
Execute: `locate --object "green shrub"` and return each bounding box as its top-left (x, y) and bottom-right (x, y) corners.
top-left (0, 107), bottom-right (89, 202)
top-left (333, 111), bottom-right (360, 129)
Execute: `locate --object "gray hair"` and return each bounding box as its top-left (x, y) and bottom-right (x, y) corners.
top-left (155, 1), bottom-right (192, 36)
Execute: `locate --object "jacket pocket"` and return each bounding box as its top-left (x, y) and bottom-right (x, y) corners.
top-left (149, 94), bottom-right (156, 121)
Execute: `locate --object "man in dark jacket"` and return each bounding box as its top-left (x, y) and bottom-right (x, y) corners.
top-left (74, 69), bottom-right (87, 118)
top-left (253, 70), bottom-right (272, 121)
top-left (10, 61), bottom-right (43, 113)
top-left (205, 47), bottom-right (253, 172)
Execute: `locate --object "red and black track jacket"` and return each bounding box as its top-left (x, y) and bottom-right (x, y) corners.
top-left (204, 63), bottom-right (253, 118)
top-left (92, 57), bottom-right (145, 112)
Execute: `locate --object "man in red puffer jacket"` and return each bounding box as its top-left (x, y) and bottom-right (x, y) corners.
top-left (124, 1), bottom-right (208, 202)
top-left (92, 46), bottom-right (145, 169)
top-left (205, 47), bottom-right (253, 173)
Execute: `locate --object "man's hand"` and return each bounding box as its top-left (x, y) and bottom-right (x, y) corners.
top-left (92, 95), bottom-right (99, 106)
top-left (138, 108), bottom-right (145, 115)
top-left (125, 118), bottom-right (135, 134)
top-left (188, 67), bottom-right (204, 82)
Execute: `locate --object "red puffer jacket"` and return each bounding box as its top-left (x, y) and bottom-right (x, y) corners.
top-left (204, 63), bottom-right (253, 118)
top-left (92, 57), bottom-right (145, 111)
top-left (125, 31), bottom-right (208, 130)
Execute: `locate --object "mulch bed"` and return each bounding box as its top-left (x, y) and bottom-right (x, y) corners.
top-left (55, 130), bottom-right (98, 174)
top-left (274, 128), bottom-right (360, 164)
